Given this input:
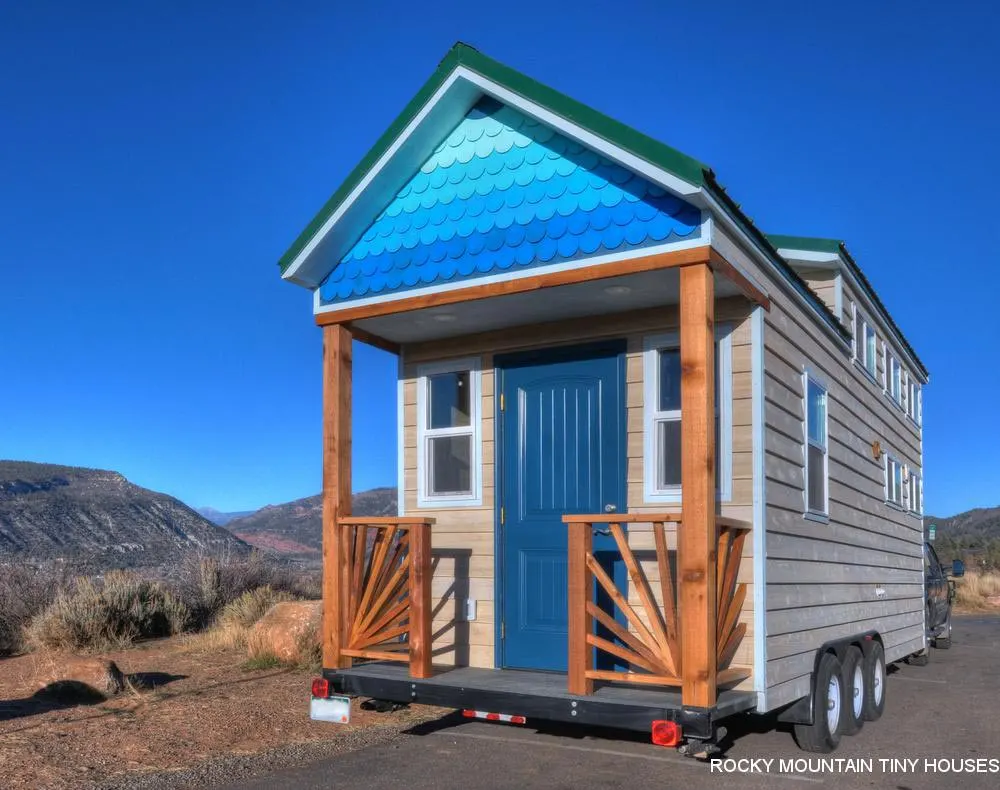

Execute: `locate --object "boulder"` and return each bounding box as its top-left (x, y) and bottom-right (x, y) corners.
top-left (248, 600), bottom-right (321, 663)
top-left (34, 656), bottom-right (126, 699)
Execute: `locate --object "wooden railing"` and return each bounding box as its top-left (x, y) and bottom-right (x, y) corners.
top-left (564, 513), bottom-right (751, 695)
top-left (332, 517), bottom-right (434, 678)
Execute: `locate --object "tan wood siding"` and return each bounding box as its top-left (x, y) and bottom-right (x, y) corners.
top-left (714, 226), bottom-right (925, 712)
top-left (400, 301), bottom-right (756, 678)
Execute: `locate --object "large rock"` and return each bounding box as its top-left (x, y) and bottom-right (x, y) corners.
top-left (34, 656), bottom-right (126, 699)
top-left (249, 600), bottom-right (321, 663)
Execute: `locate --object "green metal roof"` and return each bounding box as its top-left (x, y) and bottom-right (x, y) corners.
top-left (766, 233), bottom-right (928, 379)
top-left (277, 42), bottom-right (708, 274)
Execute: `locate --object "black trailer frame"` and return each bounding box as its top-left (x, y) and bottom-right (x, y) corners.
top-left (327, 663), bottom-right (757, 740)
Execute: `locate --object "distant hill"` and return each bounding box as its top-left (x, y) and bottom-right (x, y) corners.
top-left (196, 507), bottom-right (254, 526)
top-left (0, 460), bottom-right (248, 568)
top-left (224, 487), bottom-right (397, 558)
top-left (927, 505), bottom-right (1000, 569)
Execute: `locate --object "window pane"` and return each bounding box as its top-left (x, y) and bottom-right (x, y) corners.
top-left (807, 443), bottom-right (825, 512)
top-left (865, 326), bottom-right (876, 373)
top-left (807, 379), bottom-right (826, 446)
top-left (658, 349), bottom-right (681, 412)
top-left (428, 435), bottom-right (472, 495)
top-left (656, 419), bottom-right (682, 488)
top-left (427, 371), bottom-right (470, 429)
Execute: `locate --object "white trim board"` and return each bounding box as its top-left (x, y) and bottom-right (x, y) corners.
top-left (750, 306), bottom-right (768, 711)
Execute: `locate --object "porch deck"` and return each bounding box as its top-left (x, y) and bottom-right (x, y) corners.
top-left (327, 662), bottom-right (757, 737)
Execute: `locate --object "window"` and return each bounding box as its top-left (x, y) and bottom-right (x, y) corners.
top-left (416, 358), bottom-right (481, 506)
top-left (909, 471), bottom-right (923, 515)
top-left (804, 373), bottom-right (829, 517)
top-left (907, 379), bottom-right (921, 423)
top-left (853, 304), bottom-right (877, 379)
top-left (885, 454), bottom-right (904, 507)
top-left (643, 329), bottom-right (732, 503)
top-left (888, 354), bottom-right (902, 403)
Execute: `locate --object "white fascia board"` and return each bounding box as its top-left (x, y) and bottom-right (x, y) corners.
top-left (282, 71), bottom-right (479, 288)
top-left (312, 238), bottom-right (710, 316)
top-left (775, 248), bottom-right (840, 267)
top-left (285, 65), bottom-right (706, 291)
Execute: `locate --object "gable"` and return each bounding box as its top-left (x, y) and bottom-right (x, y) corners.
top-left (319, 97), bottom-right (702, 304)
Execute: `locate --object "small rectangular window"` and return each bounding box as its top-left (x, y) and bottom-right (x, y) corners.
top-left (417, 359), bottom-right (481, 505)
top-left (888, 355), bottom-right (901, 403)
top-left (885, 455), bottom-right (904, 507)
top-left (909, 472), bottom-right (923, 515)
top-left (643, 330), bottom-right (732, 503)
top-left (804, 374), bottom-right (828, 517)
top-left (854, 306), bottom-right (878, 380)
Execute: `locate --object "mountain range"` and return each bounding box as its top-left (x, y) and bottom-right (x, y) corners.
top-left (0, 460), bottom-right (247, 568)
top-left (222, 487), bottom-right (397, 559)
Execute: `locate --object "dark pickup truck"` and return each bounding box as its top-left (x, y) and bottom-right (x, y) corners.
top-left (924, 541), bottom-right (964, 651)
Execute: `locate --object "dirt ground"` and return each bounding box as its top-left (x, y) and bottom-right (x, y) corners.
top-left (0, 637), bottom-right (442, 789)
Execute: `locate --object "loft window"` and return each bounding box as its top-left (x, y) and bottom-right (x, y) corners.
top-left (853, 304), bottom-right (877, 380)
top-left (885, 454), bottom-right (904, 507)
top-left (642, 329), bottom-right (732, 503)
top-left (417, 358), bottom-right (481, 506)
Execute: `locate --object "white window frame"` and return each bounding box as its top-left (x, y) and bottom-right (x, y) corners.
top-left (416, 356), bottom-right (482, 508)
top-left (884, 452), bottom-right (904, 509)
top-left (887, 353), bottom-right (902, 404)
top-left (907, 378), bottom-right (921, 424)
top-left (802, 369), bottom-right (829, 521)
top-left (909, 470), bottom-right (924, 515)
top-left (642, 327), bottom-right (732, 504)
top-left (853, 303), bottom-right (877, 381)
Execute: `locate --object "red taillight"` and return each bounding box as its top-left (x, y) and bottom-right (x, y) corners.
top-left (651, 720), bottom-right (682, 747)
top-left (311, 678), bottom-right (330, 698)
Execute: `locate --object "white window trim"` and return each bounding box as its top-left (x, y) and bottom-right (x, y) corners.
top-left (909, 470), bottom-right (924, 516)
top-left (802, 369), bottom-right (830, 520)
top-left (853, 304), bottom-right (878, 383)
top-left (416, 356), bottom-right (483, 508)
top-left (883, 451), bottom-right (905, 510)
top-left (642, 327), bottom-right (732, 504)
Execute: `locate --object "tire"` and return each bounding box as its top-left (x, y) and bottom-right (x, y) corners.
top-left (840, 646), bottom-right (865, 735)
top-left (862, 641), bottom-right (887, 722)
top-left (934, 610), bottom-right (952, 649)
top-left (793, 652), bottom-right (844, 753)
top-left (906, 650), bottom-right (930, 666)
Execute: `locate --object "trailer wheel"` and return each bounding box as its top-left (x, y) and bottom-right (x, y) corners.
top-left (840, 646), bottom-right (865, 735)
top-left (862, 641), bottom-right (886, 721)
top-left (793, 652), bottom-right (844, 753)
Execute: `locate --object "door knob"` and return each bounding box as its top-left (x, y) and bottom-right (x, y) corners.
top-left (604, 503), bottom-right (617, 513)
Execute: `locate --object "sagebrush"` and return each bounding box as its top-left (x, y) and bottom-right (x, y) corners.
top-left (0, 565), bottom-right (63, 655)
top-left (25, 570), bottom-right (189, 652)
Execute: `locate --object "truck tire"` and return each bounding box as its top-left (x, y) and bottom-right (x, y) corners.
top-left (933, 611), bottom-right (952, 649)
top-left (794, 652), bottom-right (844, 753)
top-left (840, 646), bottom-right (865, 735)
top-left (862, 641), bottom-right (886, 721)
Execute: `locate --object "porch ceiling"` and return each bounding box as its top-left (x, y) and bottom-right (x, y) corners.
top-left (353, 267), bottom-right (743, 344)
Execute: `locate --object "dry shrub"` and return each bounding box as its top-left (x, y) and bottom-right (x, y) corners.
top-left (0, 565), bottom-right (62, 655)
top-left (174, 552), bottom-right (320, 629)
top-left (244, 616), bottom-right (320, 671)
top-left (204, 586), bottom-right (299, 651)
top-left (25, 570), bottom-right (189, 652)
top-left (955, 571), bottom-right (1000, 611)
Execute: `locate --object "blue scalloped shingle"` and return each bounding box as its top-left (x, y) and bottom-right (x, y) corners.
top-left (320, 97), bottom-right (701, 304)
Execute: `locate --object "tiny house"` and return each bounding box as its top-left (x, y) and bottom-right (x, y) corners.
top-left (281, 44), bottom-right (929, 753)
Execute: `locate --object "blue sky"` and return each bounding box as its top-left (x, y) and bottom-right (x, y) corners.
top-left (1, 2), bottom-right (997, 515)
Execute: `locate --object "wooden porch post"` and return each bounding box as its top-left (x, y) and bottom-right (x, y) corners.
top-left (322, 324), bottom-right (353, 669)
top-left (567, 521), bottom-right (594, 694)
top-left (679, 263), bottom-right (717, 709)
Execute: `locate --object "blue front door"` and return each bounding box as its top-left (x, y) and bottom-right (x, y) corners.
top-left (497, 341), bottom-right (626, 672)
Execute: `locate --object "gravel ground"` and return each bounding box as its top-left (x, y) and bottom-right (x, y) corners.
top-left (0, 637), bottom-right (443, 789)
